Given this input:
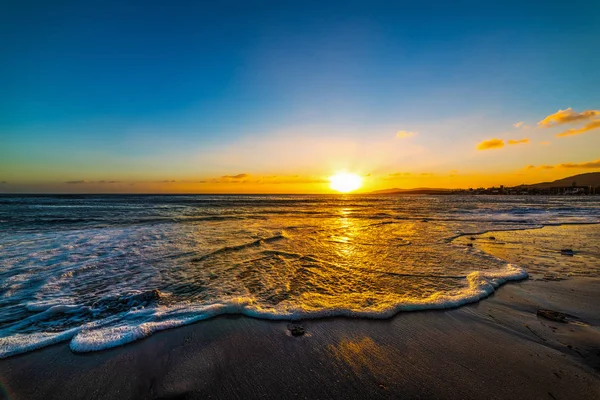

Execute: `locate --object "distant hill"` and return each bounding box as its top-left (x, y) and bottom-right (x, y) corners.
top-left (519, 172), bottom-right (600, 189)
top-left (370, 172), bottom-right (600, 194)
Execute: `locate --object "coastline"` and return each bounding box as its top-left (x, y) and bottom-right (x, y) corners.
top-left (1, 224), bottom-right (599, 399)
top-left (1, 277), bottom-right (599, 399)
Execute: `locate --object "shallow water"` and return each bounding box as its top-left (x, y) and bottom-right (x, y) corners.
top-left (1, 195), bottom-right (599, 357)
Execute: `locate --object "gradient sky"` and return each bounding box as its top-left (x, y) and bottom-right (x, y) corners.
top-left (2, 0), bottom-right (600, 193)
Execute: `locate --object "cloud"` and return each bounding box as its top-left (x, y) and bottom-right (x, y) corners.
top-left (222, 173), bottom-right (250, 179)
top-left (387, 172), bottom-right (411, 177)
top-left (538, 108), bottom-right (600, 128)
top-left (420, 173), bottom-right (434, 176)
top-left (508, 138), bottom-right (529, 145)
top-left (557, 159), bottom-right (600, 169)
top-left (210, 173), bottom-right (252, 183)
top-left (209, 174), bottom-right (327, 184)
top-left (396, 130), bottom-right (417, 138)
top-left (556, 119), bottom-right (600, 137)
top-left (260, 176), bottom-right (328, 184)
top-left (526, 159), bottom-right (600, 170)
top-left (513, 121), bottom-right (524, 128)
top-left (65, 180), bottom-right (121, 184)
top-left (476, 138), bottom-right (504, 150)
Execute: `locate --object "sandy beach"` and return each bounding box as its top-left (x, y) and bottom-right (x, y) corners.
top-left (1, 263), bottom-right (599, 399)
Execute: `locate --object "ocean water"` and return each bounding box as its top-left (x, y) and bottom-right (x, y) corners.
top-left (1, 195), bottom-right (599, 358)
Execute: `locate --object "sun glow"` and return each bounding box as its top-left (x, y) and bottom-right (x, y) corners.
top-left (329, 172), bottom-right (363, 193)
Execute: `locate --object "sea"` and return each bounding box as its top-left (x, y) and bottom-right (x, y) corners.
top-left (1, 195), bottom-right (599, 358)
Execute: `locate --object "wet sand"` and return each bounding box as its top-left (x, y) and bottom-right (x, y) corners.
top-left (1, 277), bottom-right (598, 400)
top-left (1, 225), bottom-right (599, 400)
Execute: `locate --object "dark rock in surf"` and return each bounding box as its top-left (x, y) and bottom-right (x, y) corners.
top-left (489, 236), bottom-right (496, 240)
top-left (91, 289), bottom-right (163, 314)
top-left (560, 249), bottom-right (575, 256)
top-left (537, 309), bottom-right (567, 323)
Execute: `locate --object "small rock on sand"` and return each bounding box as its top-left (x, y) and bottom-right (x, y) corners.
top-left (288, 325), bottom-right (305, 337)
top-left (537, 309), bottom-right (567, 323)
top-left (560, 249), bottom-right (574, 256)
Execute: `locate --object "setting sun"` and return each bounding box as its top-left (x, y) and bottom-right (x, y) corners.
top-left (329, 172), bottom-right (363, 193)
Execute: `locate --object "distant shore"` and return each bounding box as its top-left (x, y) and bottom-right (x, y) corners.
top-left (1, 225), bottom-right (599, 400)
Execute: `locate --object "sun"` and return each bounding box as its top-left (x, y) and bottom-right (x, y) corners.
top-left (329, 172), bottom-right (363, 193)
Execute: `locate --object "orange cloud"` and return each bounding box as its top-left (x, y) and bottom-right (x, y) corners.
top-left (209, 174), bottom-right (327, 184)
top-left (556, 119), bottom-right (600, 137)
top-left (64, 180), bottom-right (121, 184)
top-left (526, 159), bottom-right (600, 170)
top-left (557, 159), bottom-right (600, 169)
top-left (396, 130), bottom-right (417, 138)
top-left (476, 138), bottom-right (504, 150)
top-left (387, 172), bottom-right (412, 178)
top-left (508, 138), bottom-right (529, 145)
top-left (538, 108), bottom-right (600, 128)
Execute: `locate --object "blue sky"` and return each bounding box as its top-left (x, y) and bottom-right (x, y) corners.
top-left (1, 0), bottom-right (599, 192)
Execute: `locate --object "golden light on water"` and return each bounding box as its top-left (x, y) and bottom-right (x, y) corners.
top-left (329, 172), bottom-right (363, 193)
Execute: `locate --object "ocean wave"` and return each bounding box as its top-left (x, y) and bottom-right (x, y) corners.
top-left (0, 264), bottom-right (527, 358)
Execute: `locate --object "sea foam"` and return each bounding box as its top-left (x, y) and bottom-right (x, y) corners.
top-left (1, 263), bottom-right (527, 357)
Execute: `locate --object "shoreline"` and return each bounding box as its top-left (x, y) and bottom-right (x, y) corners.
top-left (1, 224), bottom-right (599, 399)
top-left (1, 276), bottom-right (599, 399)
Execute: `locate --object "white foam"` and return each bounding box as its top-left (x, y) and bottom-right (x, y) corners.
top-left (0, 328), bottom-right (80, 359)
top-left (0, 263), bottom-right (524, 356)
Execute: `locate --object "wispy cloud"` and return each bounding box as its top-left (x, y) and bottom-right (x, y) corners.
top-left (476, 138), bottom-right (504, 150)
top-left (526, 159), bottom-right (600, 170)
top-left (513, 121), bottom-right (524, 128)
top-left (209, 174), bottom-right (327, 184)
top-left (557, 159), bottom-right (600, 169)
top-left (396, 130), bottom-right (417, 139)
top-left (508, 138), bottom-right (529, 145)
top-left (556, 119), bottom-right (600, 137)
top-left (65, 180), bottom-right (121, 184)
top-left (387, 172), bottom-right (412, 178)
top-left (538, 108), bottom-right (600, 128)
top-left (0, 181), bottom-right (7, 184)
top-left (222, 174), bottom-right (250, 179)
top-left (210, 174), bottom-right (251, 183)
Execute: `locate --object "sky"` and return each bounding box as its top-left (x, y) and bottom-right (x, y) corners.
top-left (1, 0), bottom-right (600, 193)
